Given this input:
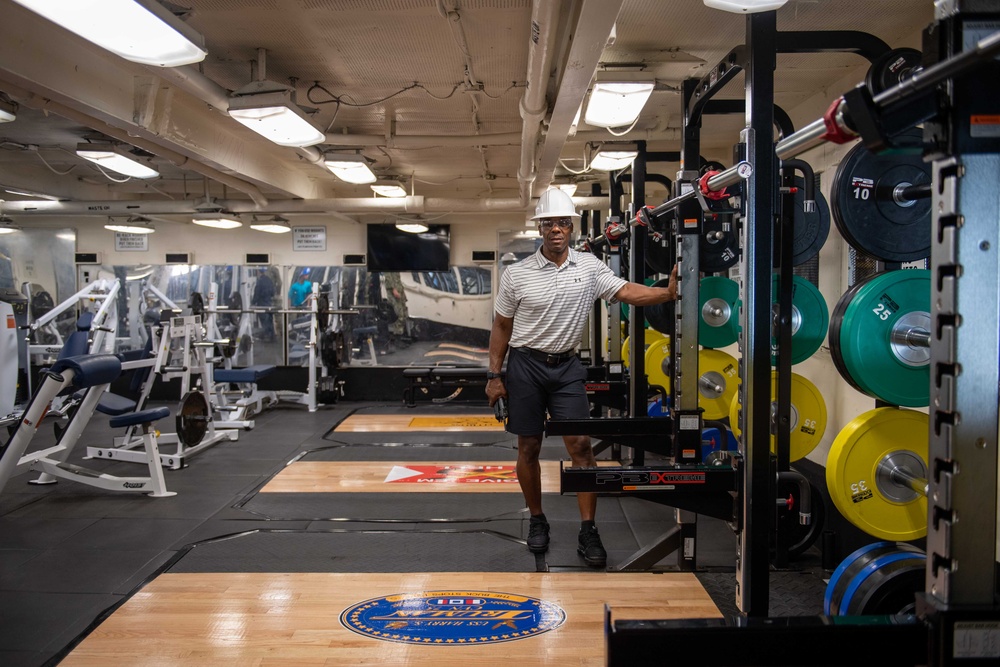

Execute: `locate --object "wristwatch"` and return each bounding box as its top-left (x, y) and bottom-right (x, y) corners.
top-left (486, 371), bottom-right (502, 380)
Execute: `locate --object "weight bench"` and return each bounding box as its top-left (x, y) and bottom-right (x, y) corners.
top-left (402, 367), bottom-right (489, 407)
top-left (213, 364), bottom-right (278, 428)
top-left (0, 354), bottom-right (175, 497)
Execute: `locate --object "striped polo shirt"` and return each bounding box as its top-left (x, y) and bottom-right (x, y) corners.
top-left (495, 247), bottom-right (627, 354)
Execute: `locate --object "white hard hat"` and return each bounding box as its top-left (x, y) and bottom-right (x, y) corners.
top-left (531, 188), bottom-right (581, 220)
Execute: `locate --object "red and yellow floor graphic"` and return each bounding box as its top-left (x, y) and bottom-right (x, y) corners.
top-left (262, 460), bottom-right (621, 494)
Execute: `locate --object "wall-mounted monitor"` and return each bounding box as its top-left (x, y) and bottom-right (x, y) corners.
top-left (366, 224), bottom-right (450, 272)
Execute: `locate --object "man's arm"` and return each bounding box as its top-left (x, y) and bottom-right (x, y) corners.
top-left (485, 313), bottom-right (513, 405)
top-left (614, 264), bottom-right (679, 305)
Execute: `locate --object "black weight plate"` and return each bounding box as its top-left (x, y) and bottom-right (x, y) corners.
top-left (226, 292), bottom-right (242, 327)
top-left (830, 129), bottom-right (931, 262)
top-left (790, 176), bottom-right (831, 266)
top-left (782, 480), bottom-right (826, 559)
top-left (829, 278), bottom-right (874, 395)
top-left (646, 235), bottom-right (674, 275)
top-left (700, 224), bottom-right (740, 273)
top-left (317, 294), bottom-right (330, 331)
top-left (645, 278), bottom-right (674, 335)
top-left (699, 160), bottom-right (727, 176)
top-left (176, 390), bottom-right (210, 447)
top-left (843, 552), bottom-right (925, 616)
top-left (866, 48), bottom-right (922, 96)
top-left (189, 292), bottom-right (205, 317)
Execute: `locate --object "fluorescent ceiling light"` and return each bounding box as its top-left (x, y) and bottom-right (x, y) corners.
top-left (0, 98), bottom-right (16, 123)
top-left (591, 149), bottom-right (637, 171)
top-left (11, 0), bottom-right (207, 67)
top-left (371, 184), bottom-right (407, 198)
top-left (703, 0), bottom-right (789, 13)
top-left (105, 216), bottom-right (155, 234)
top-left (325, 154), bottom-right (377, 185)
top-left (77, 143), bottom-right (159, 179)
top-left (0, 215), bottom-right (20, 234)
top-left (229, 89), bottom-right (325, 148)
top-left (395, 222), bottom-right (429, 233)
top-left (584, 82), bottom-right (654, 129)
top-left (192, 212), bottom-right (242, 229)
top-left (250, 215), bottom-right (292, 234)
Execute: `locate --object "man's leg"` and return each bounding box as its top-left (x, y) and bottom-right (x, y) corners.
top-left (564, 434), bottom-right (597, 521)
top-left (516, 434), bottom-right (544, 514)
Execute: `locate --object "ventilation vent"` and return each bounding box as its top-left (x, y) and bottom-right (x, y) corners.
top-left (472, 251), bottom-right (496, 263)
top-left (343, 254), bottom-right (366, 266)
top-left (246, 253), bottom-right (270, 265)
top-left (165, 253), bottom-right (191, 264)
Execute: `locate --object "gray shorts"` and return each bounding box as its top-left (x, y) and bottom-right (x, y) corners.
top-left (505, 347), bottom-right (590, 436)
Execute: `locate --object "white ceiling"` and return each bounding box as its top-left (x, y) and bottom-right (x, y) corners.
top-left (0, 0), bottom-right (933, 224)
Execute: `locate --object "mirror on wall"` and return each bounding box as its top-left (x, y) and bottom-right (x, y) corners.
top-left (72, 262), bottom-right (495, 369)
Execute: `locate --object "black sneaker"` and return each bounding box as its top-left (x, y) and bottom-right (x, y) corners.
top-left (527, 516), bottom-right (550, 553)
top-left (578, 525), bottom-right (607, 568)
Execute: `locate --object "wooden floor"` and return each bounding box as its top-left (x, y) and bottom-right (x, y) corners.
top-left (62, 572), bottom-right (721, 666)
top-left (262, 460), bottom-right (620, 493)
top-left (334, 414), bottom-right (505, 432)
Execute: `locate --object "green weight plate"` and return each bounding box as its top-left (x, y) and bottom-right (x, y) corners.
top-left (699, 276), bottom-right (740, 349)
top-left (771, 275), bottom-right (829, 366)
top-left (830, 128), bottom-right (931, 262)
top-left (838, 270), bottom-right (930, 406)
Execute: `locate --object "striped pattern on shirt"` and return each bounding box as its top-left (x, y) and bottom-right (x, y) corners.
top-left (495, 248), bottom-right (628, 353)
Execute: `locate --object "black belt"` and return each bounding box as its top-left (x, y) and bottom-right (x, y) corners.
top-left (519, 347), bottom-right (576, 366)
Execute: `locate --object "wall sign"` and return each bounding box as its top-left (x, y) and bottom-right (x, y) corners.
top-left (293, 226), bottom-right (327, 251)
top-left (115, 232), bottom-right (149, 252)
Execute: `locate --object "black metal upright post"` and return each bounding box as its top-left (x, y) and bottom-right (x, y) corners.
top-left (629, 143), bottom-right (648, 447)
top-left (736, 9), bottom-right (777, 617)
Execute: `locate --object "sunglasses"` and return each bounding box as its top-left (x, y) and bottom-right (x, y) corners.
top-left (539, 218), bottom-right (573, 230)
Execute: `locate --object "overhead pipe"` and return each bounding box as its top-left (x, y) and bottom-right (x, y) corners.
top-left (517, 0), bottom-right (562, 206)
top-left (324, 132), bottom-right (523, 148)
top-left (2, 85), bottom-right (270, 208)
top-left (4, 196), bottom-right (610, 216)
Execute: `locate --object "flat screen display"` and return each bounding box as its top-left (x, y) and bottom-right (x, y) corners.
top-left (366, 224), bottom-right (450, 272)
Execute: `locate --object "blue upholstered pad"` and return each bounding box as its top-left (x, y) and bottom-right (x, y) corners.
top-left (214, 364), bottom-right (276, 384)
top-left (96, 392), bottom-right (138, 416)
top-left (108, 407), bottom-right (170, 428)
top-left (50, 354), bottom-right (121, 389)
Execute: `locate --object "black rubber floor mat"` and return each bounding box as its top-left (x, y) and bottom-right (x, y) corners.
top-left (169, 529), bottom-right (532, 573)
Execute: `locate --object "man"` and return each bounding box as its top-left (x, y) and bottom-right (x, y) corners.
top-left (485, 188), bottom-right (678, 568)
top-left (288, 268), bottom-right (313, 308)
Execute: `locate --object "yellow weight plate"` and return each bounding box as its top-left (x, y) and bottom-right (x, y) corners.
top-left (698, 349), bottom-right (739, 421)
top-left (826, 407), bottom-right (928, 541)
top-left (644, 338), bottom-right (673, 393)
top-left (729, 372), bottom-right (827, 462)
top-left (622, 330), bottom-right (666, 369)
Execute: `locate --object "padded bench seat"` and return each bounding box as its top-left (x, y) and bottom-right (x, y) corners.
top-left (214, 364), bottom-right (276, 384)
top-left (403, 366), bottom-right (490, 407)
top-left (108, 406), bottom-right (171, 429)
